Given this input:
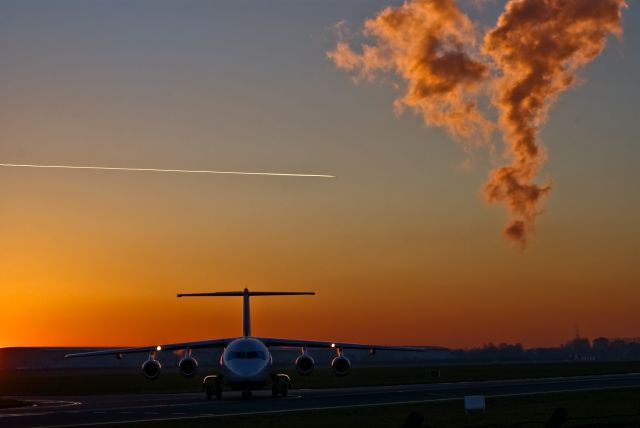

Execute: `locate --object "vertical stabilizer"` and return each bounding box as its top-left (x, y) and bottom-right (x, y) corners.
top-left (243, 288), bottom-right (251, 336)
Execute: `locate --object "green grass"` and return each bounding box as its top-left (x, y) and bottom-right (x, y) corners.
top-left (109, 388), bottom-right (640, 428)
top-left (1, 361), bottom-right (639, 396)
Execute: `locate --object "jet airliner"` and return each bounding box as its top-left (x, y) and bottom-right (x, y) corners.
top-left (66, 289), bottom-right (426, 399)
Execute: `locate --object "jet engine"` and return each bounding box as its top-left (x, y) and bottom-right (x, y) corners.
top-left (331, 355), bottom-right (350, 377)
top-left (142, 358), bottom-right (162, 380)
top-left (178, 356), bottom-right (199, 378)
top-left (295, 353), bottom-right (315, 375)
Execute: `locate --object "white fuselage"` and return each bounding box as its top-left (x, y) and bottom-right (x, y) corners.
top-left (221, 337), bottom-right (273, 389)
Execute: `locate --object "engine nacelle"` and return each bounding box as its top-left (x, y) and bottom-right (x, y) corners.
top-left (331, 355), bottom-right (350, 377)
top-left (178, 356), bottom-right (199, 378)
top-left (295, 353), bottom-right (315, 375)
top-left (142, 358), bottom-right (162, 380)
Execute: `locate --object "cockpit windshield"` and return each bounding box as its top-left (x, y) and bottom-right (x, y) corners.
top-left (228, 350), bottom-right (266, 360)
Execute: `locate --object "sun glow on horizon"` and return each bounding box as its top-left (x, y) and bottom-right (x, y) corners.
top-left (0, 0), bottom-right (638, 350)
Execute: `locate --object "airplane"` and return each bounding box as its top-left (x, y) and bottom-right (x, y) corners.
top-left (66, 289), bottom-right (427, 399)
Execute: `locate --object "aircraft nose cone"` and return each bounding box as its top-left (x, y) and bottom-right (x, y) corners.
top-left (244, 364), bottom-right (266, 378)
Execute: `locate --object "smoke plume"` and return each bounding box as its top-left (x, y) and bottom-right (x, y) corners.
top-left (327, 0), bottom-right (493, 144)
top-left (329, 0), bottom-right (626, 246)
top-left (483, 0), bottom-right (626, 244)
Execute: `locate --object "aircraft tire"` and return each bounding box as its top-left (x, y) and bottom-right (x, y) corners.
top-left (205, 385), bottom-right (213, 400)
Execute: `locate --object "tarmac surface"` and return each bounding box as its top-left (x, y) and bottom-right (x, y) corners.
top-left (2, 373), bottom-right (639, 427)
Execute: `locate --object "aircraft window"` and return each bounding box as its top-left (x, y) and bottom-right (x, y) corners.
top-left (232, 351), bottom-right (246, 359)
top-left (247, 351), bottom-right (266, 359)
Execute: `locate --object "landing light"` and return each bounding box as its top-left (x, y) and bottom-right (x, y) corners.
top-left (331, 343), bottom-right (336, 348)
top-left (156, 345), bottom-right (162, 351)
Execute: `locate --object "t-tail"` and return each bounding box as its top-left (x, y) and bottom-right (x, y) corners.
top-left (177, 288), bottom-right (315, 337)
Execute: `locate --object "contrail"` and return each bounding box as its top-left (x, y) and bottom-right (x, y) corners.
top-left (0, 163), bottom-right (335, 178)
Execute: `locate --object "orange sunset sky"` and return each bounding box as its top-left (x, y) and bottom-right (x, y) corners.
top-left (1, 0), bottom-right (639, 349)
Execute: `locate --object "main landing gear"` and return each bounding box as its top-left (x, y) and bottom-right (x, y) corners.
top-left (202, 375), bottom-right (223, 400)
top-left (271, 373), bottom-right (291, 398)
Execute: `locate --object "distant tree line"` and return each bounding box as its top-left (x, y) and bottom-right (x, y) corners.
top-left (450, 337), bottom-right (640, 361)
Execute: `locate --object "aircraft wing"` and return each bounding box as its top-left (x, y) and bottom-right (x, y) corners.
top-left (64, 338), bottom-right (234, 358)
top-left (257, 337), bottom-right (428, 352)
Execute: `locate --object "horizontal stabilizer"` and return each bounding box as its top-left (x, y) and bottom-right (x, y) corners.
top-left (177, 288), bottom-right (314, 336)
top-left (177, 291), bottom-right (315, 297)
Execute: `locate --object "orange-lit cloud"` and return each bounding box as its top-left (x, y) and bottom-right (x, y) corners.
top-left (329, 0), bottom-right (626, 246)
top-left (327, 0), bottom-right (493, 145)
top-left (483, 0), bottom-right (626, 245)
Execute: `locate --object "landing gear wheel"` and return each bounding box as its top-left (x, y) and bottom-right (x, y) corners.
top-left (202, 375), bottom-right (223, 401)
top-left (271, 373), bottom-right (291, 398)
top-left (241, 390), bottom-right (252, 400)
top-left (205, 385), bottom-right (213, 400)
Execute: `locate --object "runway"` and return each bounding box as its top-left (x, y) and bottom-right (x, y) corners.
top-left (2, 373), bottom-right (639, 427)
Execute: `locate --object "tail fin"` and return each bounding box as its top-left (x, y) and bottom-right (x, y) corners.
top-left (177, 288), bottom-right (315, 337)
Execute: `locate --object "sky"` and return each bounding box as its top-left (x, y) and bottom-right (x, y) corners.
top-left (1, 0), bottom-right (638, 349)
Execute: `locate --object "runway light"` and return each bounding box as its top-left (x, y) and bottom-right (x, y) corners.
top-left (156, 346), bottom-right (162, 351)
